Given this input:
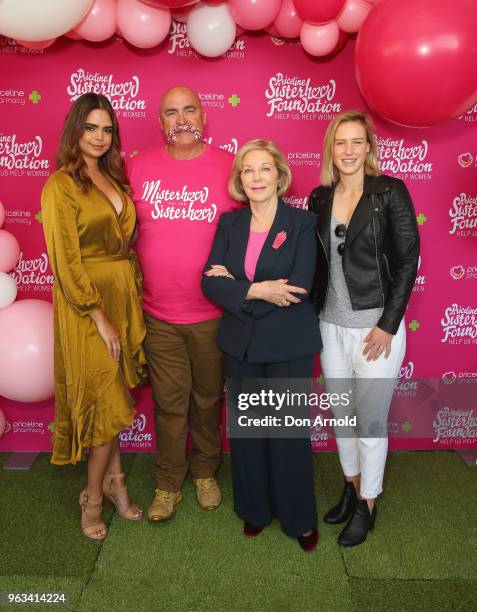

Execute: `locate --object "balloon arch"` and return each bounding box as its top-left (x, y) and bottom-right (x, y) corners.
top-left (0, 0), bottom-right (475, 127)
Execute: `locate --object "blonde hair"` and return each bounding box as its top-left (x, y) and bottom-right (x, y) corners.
top-left (229, 139), bottom-right (292, 202)
top-left (320, 110), bottom-right (381, 186)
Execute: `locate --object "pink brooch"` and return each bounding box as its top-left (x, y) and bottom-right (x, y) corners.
top-left (272, 230), bottom-right (287, 250)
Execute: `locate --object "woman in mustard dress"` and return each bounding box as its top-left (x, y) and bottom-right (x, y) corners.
top-left (41, 93), bottom-right (147, 540)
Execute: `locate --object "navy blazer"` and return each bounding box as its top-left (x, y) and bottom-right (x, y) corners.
top-left (201, 199), bottom-right (322, 363)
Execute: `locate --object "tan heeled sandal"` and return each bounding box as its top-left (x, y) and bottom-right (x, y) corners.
top-left (103, 472), bottom-right (143, 521)
top-left (79, 489), bottom-right (108, 540)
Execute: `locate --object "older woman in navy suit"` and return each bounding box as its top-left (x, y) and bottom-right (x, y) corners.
top-left (202, 139), bottom-right (322, 551)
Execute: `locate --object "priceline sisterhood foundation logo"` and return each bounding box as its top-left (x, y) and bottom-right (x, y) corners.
top-left (168, 21), bottom-right (246, 58)
top-left (376, 137), bottom-right (432, 180)
top-left (432, 407), bottom-right (477, 443)
top-left (265, 72), bottom-right (342, 120)
top-left (10, 252), bottom-right (54, 293)
top-left (67, 68), bottom-right (146, 118)
top-left (0, 134), bottom-right (50, 176)
top-left (119, 413), bottom-right (153, 449)
top-left (440, 304), bottom-right (477, 344)
top-left (396, 361), bottom-right (418, 396)
top-left (449, 193), bottom-right (477, 237)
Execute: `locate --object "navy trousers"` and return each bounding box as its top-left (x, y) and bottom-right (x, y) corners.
top-left (224, 354), bottom-right (317, 537)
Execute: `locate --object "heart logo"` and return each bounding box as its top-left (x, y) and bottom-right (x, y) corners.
top-left (442, 371), bottom-right (457, 384)
top-left (450, 265), bottom-right (465, 280)
top-left (458, 152), bottom-right (474, 168)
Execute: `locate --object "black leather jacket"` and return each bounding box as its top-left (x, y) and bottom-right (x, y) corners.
top-left (308, 174), bottom-right (420, 335)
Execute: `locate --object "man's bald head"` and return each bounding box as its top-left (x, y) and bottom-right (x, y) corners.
top-left (159, 85), bottom-right (206, 150)
top-left (160, 85), bottom-right (203, 114)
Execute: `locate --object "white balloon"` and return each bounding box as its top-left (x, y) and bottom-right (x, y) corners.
top-left (0, 0), bottom-right (93, 41)
top-left (0, 273), bottom-right (17, 310)
top-left (187, 3), bottom-right (236, 58)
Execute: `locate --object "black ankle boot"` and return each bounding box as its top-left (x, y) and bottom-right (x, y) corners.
top-left (324, 481), bottom-right (358, 525)
top-left (338, 499), bottom-right (377, 547)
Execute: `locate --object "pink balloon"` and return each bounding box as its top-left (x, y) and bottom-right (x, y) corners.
top-left (337, 0), bottom-right (371, 33)
top-left (0, 300), bottom-right (54, 403)
top-left (273, 0), bottom-right (302, 39)
top-left (0, 408), bottom-right (6, 439)
top-left (228, 0), bottom-right (281, 31)
top-left (117, 0), bottom-right (172, 48)
top-left (300, 21), bottom-right (339, 56)
top-left (74, 0), bottom-right (116, 42)
top-left (356, 0), bottom-right (477, 127)
top-left (0, 230), bottom-right (20, 273)
top-left (0, 201), bottom-right (5, 228)
top-left (140, 0), bottom-right (197, 7)
top-left (18, 38), bottom-right (57, 49)
top-left (294, 0), bottom-right (346, 25)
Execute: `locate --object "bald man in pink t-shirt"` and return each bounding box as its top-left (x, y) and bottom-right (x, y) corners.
top-left (129, 86), bottom-right (238, 522)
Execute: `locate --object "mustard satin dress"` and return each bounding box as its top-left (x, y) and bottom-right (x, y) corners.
top-left (41, 170), bottom-right (146, 465)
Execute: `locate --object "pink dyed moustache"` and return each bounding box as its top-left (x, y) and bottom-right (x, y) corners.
top-left (167, 122), bottom-right (204, 144)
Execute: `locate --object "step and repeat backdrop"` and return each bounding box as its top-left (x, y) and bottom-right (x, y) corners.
top-left (0, 30), bottom-right (476, 454)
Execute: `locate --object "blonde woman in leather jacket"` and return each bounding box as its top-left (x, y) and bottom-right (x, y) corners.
top-left (309, 110), bottom-right (420, 547)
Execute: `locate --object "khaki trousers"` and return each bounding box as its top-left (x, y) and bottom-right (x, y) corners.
top-left (143, 312), bottom-right (223, 492)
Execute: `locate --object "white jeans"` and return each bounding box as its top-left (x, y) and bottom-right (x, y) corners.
top-left (319, 319), bottom-right (406, 499)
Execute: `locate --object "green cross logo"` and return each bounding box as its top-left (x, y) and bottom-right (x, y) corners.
top-left (228, 94), bottom-right (241, 107)
top-left (48, 422), bottom-right (55, 433)
top-left (316, 374), bottom-right (325, 385)
top-left (35, 211), bottom-right (43, 224)
top-left (416, 213), bottom-right (427, 226)
top-left (401, 421), bottom-right (413, 432)
top-left (408, 320), bottom-right (420, 332)
top-left (29, 90), bottom-right (42, 104)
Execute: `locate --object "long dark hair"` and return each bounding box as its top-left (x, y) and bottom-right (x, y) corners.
top-left (56, 93), bottom-right (131, 194)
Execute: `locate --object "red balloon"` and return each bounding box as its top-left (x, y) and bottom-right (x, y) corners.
top-left (355, 0), bottom-right (477, 127)
top-left (293, 0), bottom-right (346, 25)
top-left (273, 0), bottom-right (302, 39)
top-left (228, 0), bottom-right (281, 31)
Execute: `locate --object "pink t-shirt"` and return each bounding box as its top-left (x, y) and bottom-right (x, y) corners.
top-left (129, 144), bottom-right (238, 324)
top-left (244, 230), bottom-right (269, 282)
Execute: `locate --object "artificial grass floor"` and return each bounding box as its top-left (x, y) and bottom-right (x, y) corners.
top-left (0, 451), bottom-right (476, 611)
